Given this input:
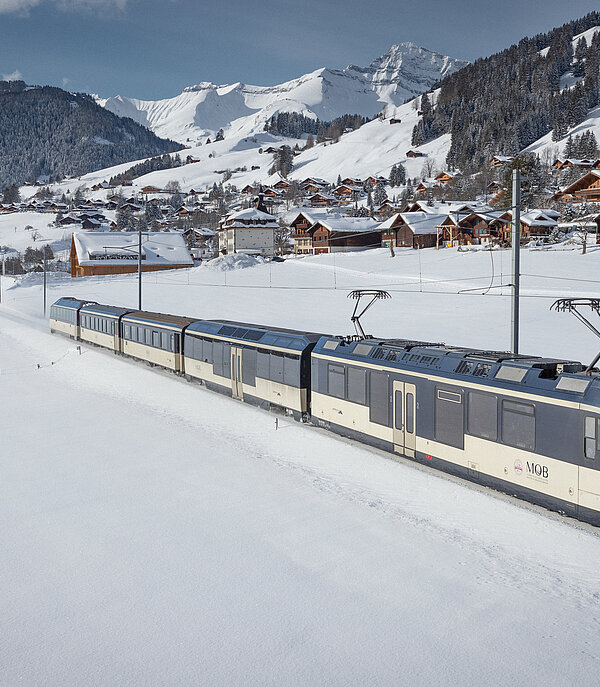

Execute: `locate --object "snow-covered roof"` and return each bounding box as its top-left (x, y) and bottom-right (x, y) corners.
top-left (399, 212), bottom-right (449, 234)
top-left (73, 231), bottom-right (193, 267)
top-left (226, 207), bottom-right (276, 221)
top-left (312, 216), bottom-right (379, 234)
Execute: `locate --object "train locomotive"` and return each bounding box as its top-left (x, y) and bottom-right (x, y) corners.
top-left (50, 296), bottom-right (600, 527)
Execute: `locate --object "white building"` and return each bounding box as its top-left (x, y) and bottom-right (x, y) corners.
top-left (218, 206), bottom-right (278, 256)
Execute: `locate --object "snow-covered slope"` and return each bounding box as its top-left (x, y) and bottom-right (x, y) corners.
top-left (45, 92), bottom-right (450, 196)
top-left (96, 43), bottom-right (468, 145)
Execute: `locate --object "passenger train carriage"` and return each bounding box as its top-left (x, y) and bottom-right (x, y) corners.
top-left (50, 297), bottom-right (600, 527)
top-left (184, 320), bottom-right (322, 419)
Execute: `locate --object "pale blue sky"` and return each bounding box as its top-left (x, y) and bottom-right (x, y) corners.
top-left (0, 0), bottom-right (599, 99)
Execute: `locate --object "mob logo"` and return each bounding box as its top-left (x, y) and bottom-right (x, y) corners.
top-left (526, 461), bottom-right (549, 479)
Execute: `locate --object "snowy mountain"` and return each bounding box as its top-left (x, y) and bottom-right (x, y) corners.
top-left (96, 43), bottom-right (468, 145)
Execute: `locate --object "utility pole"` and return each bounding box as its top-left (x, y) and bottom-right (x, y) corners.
top-left (43, 249), bottom-right (47, 317)
top-left (138, 224), bottom-right (142, 310)
top-left (511, 168), bottom-right (521, 354)
top-left (0, 251), bottom-right (5, 305)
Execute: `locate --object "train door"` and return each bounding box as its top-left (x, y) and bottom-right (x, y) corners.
top-left (393, 381), bottom-right (416, 458)
top-left (231, 347), bottom-right (244, 400)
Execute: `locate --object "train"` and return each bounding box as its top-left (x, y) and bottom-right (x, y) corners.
top-left (50, 296), bottom-right (600, 527)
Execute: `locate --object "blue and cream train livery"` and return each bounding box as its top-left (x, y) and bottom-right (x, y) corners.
top-left (50, 296), bottom-right (600, 527)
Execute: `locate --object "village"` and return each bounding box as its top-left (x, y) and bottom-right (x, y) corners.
top-left (2, 144), bottom-right (600, 278)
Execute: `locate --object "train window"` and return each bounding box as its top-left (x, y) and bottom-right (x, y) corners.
top-left (394, 390), bottom-right (402, 429)
top-left (203, 338), bottom-right (213, 363)
top-left (161, 331), bottom-right (170, 350)
top-left (242, 348), bottom-right (257, 386)
top-left (435, 387), bottom-right (464, 449)
top-left (152, 331), bottom-right (161, 348)
top-left (369, 371), bottom-right (390, 426)
top-left (283, 354), bottom-right (300, 387)
top-left (468, 391), bottom-right (498, 441)
top-left (501, 400), bottom-right (535, 451)
top-left (213, 341), bottom-right (224, 376)
top-left (347, 367), bottom-right (366, 405)
top-left (124, 324), bottom-right (131, 339)
top-left (257, 350), bottom-right (270, 379)
top-left (270, 352), bottom-right (284, 383)
top-left (406, 392), bottom-right (415, 433)
top-left (584, 417), bottom-right (598, 460)
top-left (328, 364), bottom-right (345, 399)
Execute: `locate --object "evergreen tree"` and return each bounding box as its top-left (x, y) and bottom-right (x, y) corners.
top-left (215, 128), bottom-right (225, 141)
top-left (2, 184), bottom-right (20, 203)
top-left (373, 182), bottom-right (388, 206)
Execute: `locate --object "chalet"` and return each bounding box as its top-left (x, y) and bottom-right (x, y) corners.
top-left (141, 185), bottom-right (163, 195)
top-left (341, 177), bottom-right (362, 187)
top-left (70, 231), bottom-right (193, 277)
top-left (488, 209), bottom-right (558, 242)
top-left (262, 187), bottom-right (283, 199)
top-left (308, 192), bottom-right (336, 207)
top-left (59, 214), bottom-right (81, 226)
top-left (272, 179), bottom-right (291, 191)
top-left (389, 118), bottom-right (402, 124)
top-left (555, 170), bottom-right (600, 203)
top-left (434, 171), bottom-right (456, 185)
top-left (186, 155), bottom-right (200, 164)
top-left (241, 184), bottom-right (255, 195)
top-left (288, 210), bottom-right (329, 255)
top-left (333, 184), bottom-right (363, 203)
top-left (308, 216), bottom-right (380, 255)
top-left (302, 177), bottom-right (328, 187)
top-left (406, 150), bottom-right (425, 158)
top-left (415, 181), bottom-right (437, 198)
top-left (552, 158), bottom-right (598, 172)
top-left (490, 155), bottom-right (513, 168)
top-left (366, 175), bottom-right (388, 185)
top-left (377, 212), bottom-right (446, 249)
top-left (218, 200), bottom-right (278, 256)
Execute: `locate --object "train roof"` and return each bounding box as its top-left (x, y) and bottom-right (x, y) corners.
top-left (122, 310), bottom-right (197, 330)
top-left (80, 303), bottom-right (134, 318)
top-left (52, 296), bottom-right (97, 310)
top-left (186, 319), bottom-right (325, 351)
top-left (314, 336), bottom-right (597, 399)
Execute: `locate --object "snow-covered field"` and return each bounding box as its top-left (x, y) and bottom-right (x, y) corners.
top-left (2, 246), bottom-right (600, 685)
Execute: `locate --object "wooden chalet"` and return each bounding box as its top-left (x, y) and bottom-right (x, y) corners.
top-left (341, 177), bottom-right (362, 187)
top-left (288, 210), bottom-right (328, 255)
top-left (435, 171), bottom-right (456, 185)
top-left (377, 212), bottom-right (445, 249)
top-left (555, 170), bottom-right (600, 203)
top-left (552, 158), bottom-right (599, 172)
top-left (406, 150), bottom-right (425, 158)
top-left (333, 184), bottom-right (363, 204)
top-left (308, 216), bottom-right (380, 255)
top-left (490, 155), bottom-right (513, 168)
top-left (186, 155), bottom-right (200, 164)
top-left (70, 232), bottom-right (193, 277)
top-left (140, 185), bottom-right (163, 194)
top-left (389, 118), bottom-right (402, 124)
top-left (308, 192), bottom-right (336, 207)
top-left (272, 179), bottom-right (291, 191)
top-left (241, 184), bottom-right (255, 195)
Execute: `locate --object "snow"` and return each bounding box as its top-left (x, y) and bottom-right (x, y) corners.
top-left (0, 211), bottom-right (68, 253)
top-left (2, 244), bottom-right (600, 684)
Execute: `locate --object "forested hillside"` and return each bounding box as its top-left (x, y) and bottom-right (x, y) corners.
top-left (413, 12), bottom-right (600, 173)
top-left (0, 81), bottom-right (181, 188)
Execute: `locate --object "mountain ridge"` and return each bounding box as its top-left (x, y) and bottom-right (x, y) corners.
top-left (96, 43), bottom-right (469, 144)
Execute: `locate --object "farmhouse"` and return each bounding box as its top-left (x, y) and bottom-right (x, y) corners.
top-left (70, 232), bottom-right (193, 277)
